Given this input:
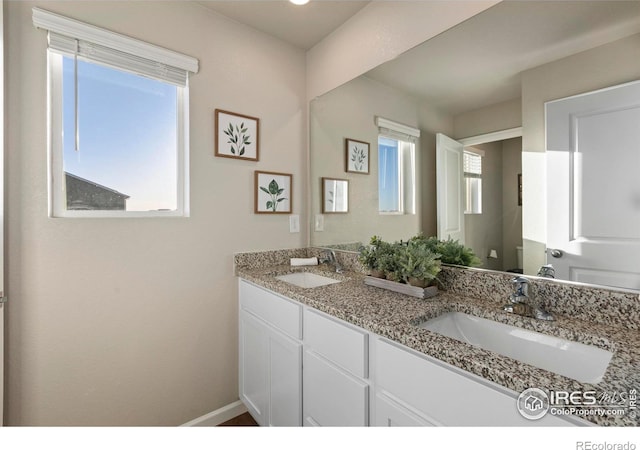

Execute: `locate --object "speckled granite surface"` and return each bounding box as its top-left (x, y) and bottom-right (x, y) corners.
top-left (234, 249), bottom-right (640, 426)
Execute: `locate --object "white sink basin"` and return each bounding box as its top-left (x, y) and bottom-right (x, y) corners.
top-left (275, 272), bottom-right (342, 289)
top-left (418, 312), bottom-right (613, 383)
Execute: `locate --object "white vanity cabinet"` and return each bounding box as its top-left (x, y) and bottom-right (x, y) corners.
top-left (238, 280), bottom-right (302, 426)
top-left (238, 278), bottom-right (589, 427)
top-left (373, 338), bottom-right (589, 427)
top-left (302, 309), bottom-right (369, 426)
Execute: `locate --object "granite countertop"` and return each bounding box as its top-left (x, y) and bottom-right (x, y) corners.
top-left (236, 263), bottom-right (640, 427)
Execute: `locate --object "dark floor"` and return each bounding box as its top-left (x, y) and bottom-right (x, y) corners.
top-left (218, 412), bottom-right (258, 426)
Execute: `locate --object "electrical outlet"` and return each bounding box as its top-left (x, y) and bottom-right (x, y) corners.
top-left (315, 214), bottom-right (324, 232)
top-left (289, 215), bottom-right (300, 233)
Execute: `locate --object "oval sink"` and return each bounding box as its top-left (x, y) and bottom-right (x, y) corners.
top-left (275, 272), bottom-right (342, 289)
top-left (418, 312), bottom-right (613, 383)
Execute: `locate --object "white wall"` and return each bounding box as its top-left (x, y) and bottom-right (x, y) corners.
top-left (306, 1), bottom-right (498, 100)
top-left (5, 1), bottom-right (306, 425)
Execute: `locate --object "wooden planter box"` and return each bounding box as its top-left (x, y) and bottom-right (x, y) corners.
top-left (364, 276), bottom-right (438, 299)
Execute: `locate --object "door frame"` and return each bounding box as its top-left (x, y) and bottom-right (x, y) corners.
top-left (436, 128), bottom-right (523, 246)
top-left (1, 0), bottom-right (6, 426)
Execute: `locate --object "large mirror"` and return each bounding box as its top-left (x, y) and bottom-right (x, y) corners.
top-left (309, 1), bottom-right (640, 290)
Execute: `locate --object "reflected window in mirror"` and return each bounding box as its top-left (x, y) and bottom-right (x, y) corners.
top-left (378, 136), bottom-right (415, 215)
top-left (463, 150), bottom-right (483, 215)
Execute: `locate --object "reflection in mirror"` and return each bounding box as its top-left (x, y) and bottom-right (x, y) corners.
top-left (322, 178), bottom-right (349, 214)
top-left (309, 1), bottom-right (640, 291)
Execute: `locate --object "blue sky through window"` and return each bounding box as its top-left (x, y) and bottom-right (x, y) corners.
top-left (378, 137), bottom-right (399, 212)
top-left (62, 57), bottom-right (178, 211)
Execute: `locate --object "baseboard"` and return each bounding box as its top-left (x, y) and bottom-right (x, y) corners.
top-left (180, 400), bottom-right (248, 427)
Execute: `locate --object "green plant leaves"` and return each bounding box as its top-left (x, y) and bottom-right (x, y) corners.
top-left (260, 178), bottom-right (288, 212)
top-left (224, 121), bottom-right (252, 156)
top-left (358, 234), bottom-right (481, 285)
top-left (268, 179), bottom-right (280, 194)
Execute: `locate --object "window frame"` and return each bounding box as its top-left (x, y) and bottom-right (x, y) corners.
top-left (34, 7), bottom-right (196, 218)
top-left (377, 134), bottom-right (416, 216)
top-left (463, 150), bottom-right (483, 215)
top-left (48, 53), bottom-right (190, 218)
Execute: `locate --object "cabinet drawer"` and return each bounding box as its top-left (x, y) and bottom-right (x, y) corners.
top-left (375, 338), bottom-right (586, 426)
top-left (239, 280), bottom-right (302, 340)
top-left (304, 309), bottom-right (368, 378)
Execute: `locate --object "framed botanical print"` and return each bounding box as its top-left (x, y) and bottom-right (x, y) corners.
top-left (255, 171), bottom-right (292, 214)
top-left (322, 177), bottom-right (349, 213)
top-left (345, 138), bottom-right (370, 174)
top-left (215, 109), bottom-right (260, 161)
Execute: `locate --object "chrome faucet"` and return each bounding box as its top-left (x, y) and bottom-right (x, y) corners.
top-left (319, 250), bottom-right (343, 273)
top-left (503, 276), bottom-right (554, 321)
top-left (537, 264), bottom-right (556, 278)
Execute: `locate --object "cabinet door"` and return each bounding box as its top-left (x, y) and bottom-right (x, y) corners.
top-left (303, 350), bottom-right (368, 426)
top-left (374, 393), bottom-right (436, 427)
top-left (268, 330), bottom-right (302, 426)
top-left (239, 311), bottom-right (269, 426)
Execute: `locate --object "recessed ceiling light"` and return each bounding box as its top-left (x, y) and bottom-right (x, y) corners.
top-left (290, 0), bottom-right (310, 5)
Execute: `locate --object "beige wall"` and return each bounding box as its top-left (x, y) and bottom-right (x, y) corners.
top-left (306, 1), bottom-right (498, 100)
top-left (453, 98), bottom-right (521, 140)
top-left (5, 1), bottom-right (306, 425)
top-left (501, 138), bottom-right (523, 271)
top-left (310, 75), bottom-right (451, 247)
top-left (521, 33), bottom-right (640, 275)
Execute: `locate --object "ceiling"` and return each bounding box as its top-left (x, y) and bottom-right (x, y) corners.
top-left (196, 0), bottom-right (370, 50)
top-left (366, 1), bottom-right (640, 115)
top-left (196, 1), bottom-right (640, 116)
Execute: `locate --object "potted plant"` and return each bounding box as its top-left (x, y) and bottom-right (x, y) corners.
top-left (411, 235), bottom-right (481, 267)
top-left (358, 236), bottom-right (392, 278)
top-left (378, 242), bottom-right (402, 282)
top-left (397, 240), bottom-right (442, 288)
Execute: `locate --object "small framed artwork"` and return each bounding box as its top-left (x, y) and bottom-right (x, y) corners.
top-left (345, 138), bottom-right (370, 174)
top-left (518, 173), bottom-right (523, 206)
top-left (215, 109), bottom-right (260, 161)
top-left (255, 171), bottom-right (292, 214)
top-left (322, 177), bottom-right (349, 213)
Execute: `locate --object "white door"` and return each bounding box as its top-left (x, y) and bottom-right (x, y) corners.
top-left (1, 0), bottom-right (5, 426)
top-left (436, 133), bottom-right (465, 243)
top-left (546, 80), bottom-right (640, 290)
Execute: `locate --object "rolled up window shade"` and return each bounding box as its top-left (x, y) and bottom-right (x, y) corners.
top-left (376, 116), bottom-right (420, 144)
top-left (33, 7), bottom-right (198, 87)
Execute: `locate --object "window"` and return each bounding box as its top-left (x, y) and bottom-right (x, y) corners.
top-left (463, 150), bottom-right (483, 214)
top-left (376, 117), bottom-right (418, 215)
top-left (378, 137), bottom-right (400, 212)
top-left (33, 8), bottom-right (198, 217)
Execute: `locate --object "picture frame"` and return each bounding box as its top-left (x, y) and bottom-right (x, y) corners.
top-left (255, 171), bottom-right (292, 214)
top-left (215, 109), bottom-right (260, 161)
top-left (345, 138), bottom-right (370, 174)
top-left (322, 177), bottom-right (349, 214)
top-left (518, 173), bottom-right (523, 206)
